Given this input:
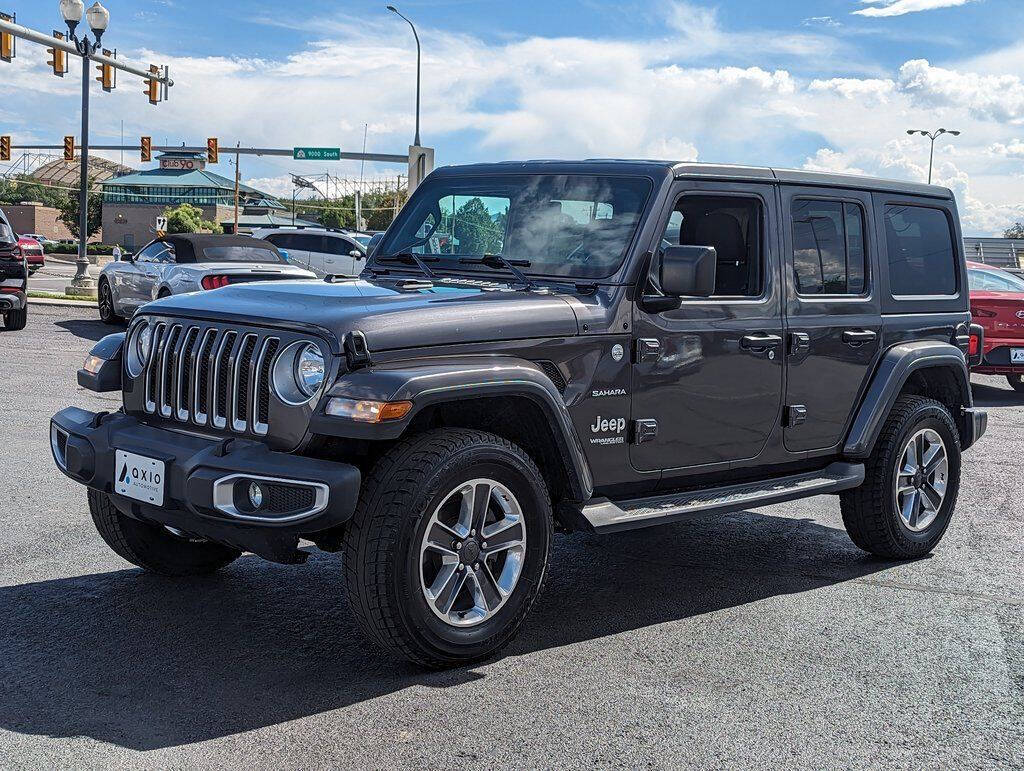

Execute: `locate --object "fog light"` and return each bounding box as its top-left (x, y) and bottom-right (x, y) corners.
top-left (248, 481), bottom-right (264, 509)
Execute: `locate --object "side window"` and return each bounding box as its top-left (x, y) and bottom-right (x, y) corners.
top-left (263, 233), bottom-right (286, 247)
top-left (657, 195), bottom-right (764, 297)
top-left (791, 199), bottom-right (867, 295)
top-left (134, 243), bottom-right (162, 263)
top-left (322, 236), bottom-right (350, 256)
top-left (884, 205), bottom-right (957, 296)
top-left (295, 234), bottom-right (323, 252)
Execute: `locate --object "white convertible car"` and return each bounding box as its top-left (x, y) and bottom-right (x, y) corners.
top-left (97, 234), bottom-right (316, 324)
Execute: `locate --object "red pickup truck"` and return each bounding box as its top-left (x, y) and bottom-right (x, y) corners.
top-left (18, 236), bottom-right (45, 274)
top-left (0, 211), bottom-right (27, 330)
top-left (968, 260), bottom-right (1024, 391)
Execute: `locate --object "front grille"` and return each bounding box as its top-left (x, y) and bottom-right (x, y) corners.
top-left (140, 321), bottom-right (280, 436)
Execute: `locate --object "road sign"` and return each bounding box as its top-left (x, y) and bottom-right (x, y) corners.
top-left (293, 147), bottom-right (341, 161)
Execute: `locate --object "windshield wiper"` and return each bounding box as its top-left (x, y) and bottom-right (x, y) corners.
top-left (458, 254), bottom-right (536, 289)
top-left (376, 252), bottom-right (439, 279)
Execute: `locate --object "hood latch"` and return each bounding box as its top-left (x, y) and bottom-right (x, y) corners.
top-left (344, 330), bottom-right (372, 371)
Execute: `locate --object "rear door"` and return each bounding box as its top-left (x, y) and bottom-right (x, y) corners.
top-left (321, 234), bottom-right (363, 276)
top-left (630, 182), bottom-right (785, 472)
top-left (265, 233), bottom-right (311, 270)
top-left (781, 187), bottom-right (881, 452)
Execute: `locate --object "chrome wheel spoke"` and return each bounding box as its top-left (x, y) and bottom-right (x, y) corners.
top-left (430, 563), bottom-right (468, 615)
top-left (424, 522), bottom-right (460, 556)
top-left (482, 520), bottom-right (525, 555)
top-left (469, 564), bottom-right (503, 612)
top-left (469, 481), bottom-right (493, 535)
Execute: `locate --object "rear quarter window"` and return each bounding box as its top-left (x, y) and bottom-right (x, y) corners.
top-left (884, 205), bottom-right (958, 296)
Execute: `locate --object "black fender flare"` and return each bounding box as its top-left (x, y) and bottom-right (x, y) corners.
top-left (844, 341), bottom-right (973, 458)
top-left (310, 356), bottom-right (594, 501)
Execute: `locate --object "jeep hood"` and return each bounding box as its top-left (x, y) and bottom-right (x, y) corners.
top-left (149, 278), bottom-right (580, 351)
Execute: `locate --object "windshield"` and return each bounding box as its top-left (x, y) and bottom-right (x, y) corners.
top-left (377, 174), bottom-right (653, 279)
top-left (199, 246), bottom-right (286, 264)
top-left (968, 267), bottom-right (1024, 292)
top-left (0, 223), bottom-right (15, 245)
top-left (353, 235), bottom-right (372, 247)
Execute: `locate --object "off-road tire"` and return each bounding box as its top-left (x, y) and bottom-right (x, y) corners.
top-left (1007, 374), bottom-right (1024, 393)
top-left (342, 428), bottom-right (553, 669)
top-left (840, 395), bottom-right (961, 559)
top-left (3, 306), bottom-right (27, 331)
top-left (88, 488), bottom-right (240, 575)
top-left (98, 278), bottom-right (121, 324)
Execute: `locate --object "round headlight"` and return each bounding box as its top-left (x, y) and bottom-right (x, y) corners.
top-left (294, 344), bottom-right (325, 398)
top-left (126, 321), bottom-right (151, 378)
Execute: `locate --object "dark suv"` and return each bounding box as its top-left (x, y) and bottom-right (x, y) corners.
top-left (0, 207), bottom-right (27, 331)
top-left (51, 161), bottom-right (987, 667)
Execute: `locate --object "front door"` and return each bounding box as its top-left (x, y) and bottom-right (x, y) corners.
top-left (630, 182), bottom-right (785, 472)
top-left (781, 187), bottom-right (882, 452)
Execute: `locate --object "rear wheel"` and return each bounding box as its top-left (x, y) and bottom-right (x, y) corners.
top-left (342, 428), bottom-right (553, 668)
top-left (1007, 374), bottom-right (1024, 393)
top-left (2, 305), bottom-right (27, 331)
top-left (98, 279), bottom-right (121, 324)
top-left (840, 395), bottom-right (961, 559)
top-left (88, 489), bottom-right (240, 576)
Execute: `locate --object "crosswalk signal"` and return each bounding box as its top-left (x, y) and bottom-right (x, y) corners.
top-left (63, 136), bottom-right (75, 162)
top-left (0, 12), bottom-right (14, 63)
top-left (95, 49), bottom-right (115, 92)
top-left (141, 136), bottom-right (152, 163)
top-left (144, 64), bottom-right (159, 105)
top-left (0, 136), bottom-right (10, 162)
top-left (47, 31), bottom-right (68, 77)
top-left (207, 137), bottom-right (219, 164)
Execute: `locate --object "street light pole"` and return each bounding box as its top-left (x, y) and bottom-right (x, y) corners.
top-left (387, 5), bottom-right (421, 147)
top-left (906, 127), bottom-right (961, 185)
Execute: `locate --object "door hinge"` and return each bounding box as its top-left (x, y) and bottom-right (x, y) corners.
top-left (785, 405), bottom-right (808, 427)
top-left (635, 338), bottom-right (661, 364)
top-left (789, 332), bottom-right (810, 356)
top-left (632, 419), bottom-right (659, 445)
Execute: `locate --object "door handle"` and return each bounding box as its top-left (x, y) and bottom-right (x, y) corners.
top-left (740, 333), bottom-right (783, 352)
top-left (843, 330), bottom-right (878, 346)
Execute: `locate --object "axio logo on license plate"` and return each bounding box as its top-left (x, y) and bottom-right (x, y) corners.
top-left (115, 449), bottom-right (165, 505)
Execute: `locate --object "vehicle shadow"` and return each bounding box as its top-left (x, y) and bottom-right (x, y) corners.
top-left (0, 510), bottom-right (897, 751)
top-left (971, 381), bottom-right (1024, 408)
top-left (55, 318), bottom-right (117, 342)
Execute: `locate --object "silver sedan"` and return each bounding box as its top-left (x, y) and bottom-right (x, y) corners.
top-left (98, 234), bottom-right (316, 324)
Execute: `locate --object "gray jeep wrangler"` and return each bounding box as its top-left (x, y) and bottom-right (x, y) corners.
top-left (52, 160), bottom-right (987, 667)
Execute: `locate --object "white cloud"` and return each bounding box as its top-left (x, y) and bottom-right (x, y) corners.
top-left (989, 140), bottom-right (1024, 158)
top-left (897, 60), bottom-right (1024, 123)
top-left (809, 77), bottom-right (895, 103)
top-left (803, 16), bottom-right (842, 28)
top-left (854, 0), bottom-right (976, 18)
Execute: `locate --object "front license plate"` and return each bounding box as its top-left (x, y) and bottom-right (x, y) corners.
top-left (114, 450), bottom-right (165, 505)
top-left (1012, 349), bottom-right (1024, 364)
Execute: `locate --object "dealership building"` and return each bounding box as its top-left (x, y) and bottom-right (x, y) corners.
top-left (101, 151), bottom-right (313, 248)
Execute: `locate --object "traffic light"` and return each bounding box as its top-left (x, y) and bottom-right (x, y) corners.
top-left (141, 136), bottom-right (152, 163)
top-left (0, 13), bottom-right (14, 63)
top-left (0, 136), bottom-right (10, 163)
top-left (95, 49), bottom-right (115, 92)
top-left (207, 137), bottom-right (219, 164)
top-left (63, 136), bottom-right (75, 162)
top-left (143, 64), bottom-right (159, 105)
top-left (47, 31), bottom-right (67, 77)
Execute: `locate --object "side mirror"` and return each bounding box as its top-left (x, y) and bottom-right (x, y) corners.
top-left (350, 249), bottom-right (364, 260)
top-left (661, 245), bottom-right (717, 297)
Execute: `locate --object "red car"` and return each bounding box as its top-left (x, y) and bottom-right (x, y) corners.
top-left (17, 236), bottom-right (44, 274)
top-left (968, 260), bottom-right (1024, 391)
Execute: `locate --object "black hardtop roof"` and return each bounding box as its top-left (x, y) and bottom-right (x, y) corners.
top-left (160, 233), bottom-right (278, 262)
top-left (431, 159), bottom-right (953, 200)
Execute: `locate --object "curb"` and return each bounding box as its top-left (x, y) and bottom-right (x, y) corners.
top-left (29, 296), bottom-right (97, 307)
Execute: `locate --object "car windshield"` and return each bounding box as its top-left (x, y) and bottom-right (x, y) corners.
top-left (968, 267), bottom-right (1024, 292)
top-left (199, 246), bottom-right (286, 264)
top-left (0, 223), bottom-right (15, 245)
top-left (353, 235), bottom-right (372, 247)
top-left (376, 174), bottom-right (653, 279)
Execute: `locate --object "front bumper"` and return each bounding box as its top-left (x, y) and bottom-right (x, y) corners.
top-left (50, 407), bottom-right (361, 563)
top-left (0, 291), bottom-right (25, 311)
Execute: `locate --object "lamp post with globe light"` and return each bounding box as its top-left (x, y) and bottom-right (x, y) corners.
top-left (907, 128), bottom-right (961, 185)
top-left (59, 0), bottom-right (110, 295)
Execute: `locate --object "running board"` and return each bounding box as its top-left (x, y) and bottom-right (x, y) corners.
top-left (582, 462), bottom-right (865, 534)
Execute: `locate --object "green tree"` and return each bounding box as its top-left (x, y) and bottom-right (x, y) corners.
top-left (453, 197), bottom-right (503, 255)
top-left (162, 203), bottom-right (222, 234)
top-left (56, 178), bottom-right (102, 240)
top-left (1005, 222), bottom-right (1024, 239)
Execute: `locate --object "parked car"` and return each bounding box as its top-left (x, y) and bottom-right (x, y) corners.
top-left (17, 236), bottom-right (45, 275)
top-left (251, 227), bottom-right (367, 277)
top-left (53, 160), bottom-right (987, 668)
top-left (967, 260), bottom-right (1024, 390)
top-left (22, 233), bottom-right (58, 248)
top-left (96, 233), bottom-right (316, 324)
top-left (0, 210), bottom-right (27, 330)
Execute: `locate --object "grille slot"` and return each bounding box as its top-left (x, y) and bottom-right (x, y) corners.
top-left (140, 323), bottom-right (284, 437)
top-left (534, 360), bottom-right (568, 394)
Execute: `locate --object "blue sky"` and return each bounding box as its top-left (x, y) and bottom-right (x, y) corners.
top-left (2, 0), bottom-right (1023, 233)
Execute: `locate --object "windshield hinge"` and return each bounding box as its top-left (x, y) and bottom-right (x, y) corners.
top-left (344, 330), bottom-right (372, 371)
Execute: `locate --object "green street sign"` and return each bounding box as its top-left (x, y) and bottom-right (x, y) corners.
top-left (293, 147), bottom-right (341, 161)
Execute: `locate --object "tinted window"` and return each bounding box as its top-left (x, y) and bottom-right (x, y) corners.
top-left (200, 246), bottom-right (285, 263)
top-left (968, 268), bottom-right (1024, 292)
top-left (263, 233), bottom-right (290, 247)
top-left (135, 242), bottom-right (167, 263)
top-left (792, 200), bottom-right (867, 295)
top-left (885, 205), bottom-right (957, 296)
top-left (322, 236), bottom-right (358, 256)
top-left (292, 234), bottom-right (323, 252)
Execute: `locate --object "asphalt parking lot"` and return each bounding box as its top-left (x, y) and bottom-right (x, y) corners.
top-left (1, 305), bottom-right (1021, 768)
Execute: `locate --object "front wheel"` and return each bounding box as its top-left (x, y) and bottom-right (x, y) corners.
top-left (3, 306), bottom-right (27, 331)
top-left (1007, 374), bottom-right (1024, 393)
top-left (840, 395), bottom-right (961, 559)
top-left (342, 429), bottom-right (553, 668)
top-left (98, 279), bottom-right (121, 324)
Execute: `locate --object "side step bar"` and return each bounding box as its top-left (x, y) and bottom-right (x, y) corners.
top-left (582, 462), bottom-right (865, 534)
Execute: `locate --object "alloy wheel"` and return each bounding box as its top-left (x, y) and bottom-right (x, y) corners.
top-left (419, 478), bottom-right (527, 627)
top-left (894, 428), bottom-right (948, 532)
